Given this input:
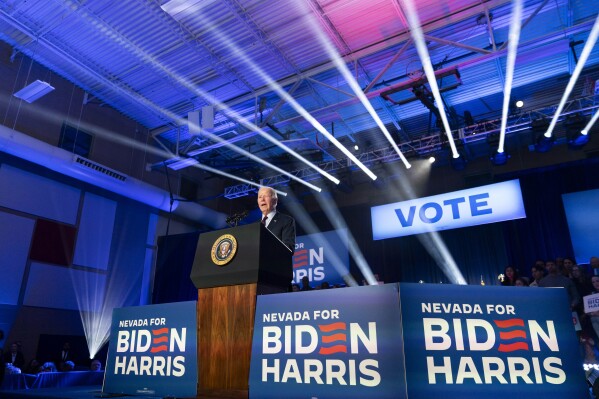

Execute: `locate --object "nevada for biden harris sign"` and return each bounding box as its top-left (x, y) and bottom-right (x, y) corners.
top-left (371, 179), bottom-right (526, 239)
top-left (249, 284), bottom-right (406, 399)
top-left (249, 284), bottom-right (586, 398)
top-left (103, 301), bottom-right (198, 397)
top-left (400, 284), bottom-right (587, 399)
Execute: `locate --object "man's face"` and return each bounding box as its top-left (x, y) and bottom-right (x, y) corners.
top-left (257, 188), bottom-right (277, 215)
top-left (591, 257), bottom-right (599, 269)
top-left (546, 261), bottom-right (556, 274)
top-left (10, 343), bottom-right (17, 353)
top-left (532, 267), bottom-right (543, 281)
top-left (534, 260), bottom-right (545, 270)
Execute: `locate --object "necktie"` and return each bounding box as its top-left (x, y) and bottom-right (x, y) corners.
top-left (261, 215), bottom-right (268, 225)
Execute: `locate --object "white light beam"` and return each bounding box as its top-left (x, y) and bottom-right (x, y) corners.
top-left (498, 0), bottom-right (523, 153)
top-left (400, 0), bottom-right (459, 158)
top-left (544, 13), bottom-right (599, 138)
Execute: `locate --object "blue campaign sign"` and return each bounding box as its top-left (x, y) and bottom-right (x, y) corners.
top-left (103, 301), bottom-right (198, 397)
top-left (249, 284), bottom-right (406, 399)
top-left (399, 283), bottom-right (588, 399)
top-left (371, 179), bottom-right (526, 239)
top-left (292, 229), bottom-right (349, 286)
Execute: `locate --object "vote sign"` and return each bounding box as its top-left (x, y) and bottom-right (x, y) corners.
top-left (371, 179), bottom-right (526, 239)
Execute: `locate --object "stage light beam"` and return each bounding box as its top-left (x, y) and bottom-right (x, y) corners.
top-left (299, 3), bottom-right (412, 170)
top-left (185, 9), bottom-right (371, 183)
top-left (544, 13), bottom-right (599, 138)
top-left (63, 4), bottom-right (335, 188)
top-left (498, 0), bottom-right (523, 154)
top-left (284, 190), bottom-right (359, 287)
top-left (314, 192), bottom-right (377, 286)
top-left (398, 0), bottom-right (459, 159)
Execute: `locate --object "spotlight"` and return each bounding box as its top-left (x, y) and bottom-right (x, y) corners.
top-left (491, 151), bottom-right (510, 166)
top-left (565, 113), bottom-right (589, 149)
top-left (534, 135), bottom-right (555, 153)
top-left (531, 118), bottom-right (553, 152)
top-left (450, 142), bottom-right (468, 170)
top-left (568, 131), bottom-right (589, 148)
top-left (428, 156), bottom-right (436, 164)
top-left (450, 153), bottom-right (468, 170)
top-left (354, 144), bottom-right (359, 151)
top-left (515, 100), bottom-right (524, 108)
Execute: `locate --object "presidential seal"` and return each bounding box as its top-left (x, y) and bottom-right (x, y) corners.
top-left (211, 234), bottom-right (237, 266)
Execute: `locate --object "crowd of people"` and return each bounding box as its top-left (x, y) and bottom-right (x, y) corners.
top-left (500, 256), bottom-right (599, 393)
top-left (0, 340), bottom-right (102, 384)
top-left (500, 256), bottom-right (599, 310)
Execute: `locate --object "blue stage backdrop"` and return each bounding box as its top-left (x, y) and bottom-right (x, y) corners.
top-left (249, 284), bottom-right (406, 399)
top-left (103, 301), bottom-right (198, 397)
top-left (292, 229), bottom-right (349, 286)
top-left (250, 284), bottom-right (586, 398)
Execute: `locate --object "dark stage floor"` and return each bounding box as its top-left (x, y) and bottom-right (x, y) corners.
top-left (0, 386), bottom-right (249, 399)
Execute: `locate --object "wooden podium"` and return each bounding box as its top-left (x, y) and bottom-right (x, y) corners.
top-left (190, 223), bottom-right (292, 393)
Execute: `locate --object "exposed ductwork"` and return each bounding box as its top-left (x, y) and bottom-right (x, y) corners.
top-left (0, 124), bottom-right (228, 229)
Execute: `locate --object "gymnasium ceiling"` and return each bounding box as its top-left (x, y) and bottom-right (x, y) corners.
top-left (1, 0), bottom-right (598, 191)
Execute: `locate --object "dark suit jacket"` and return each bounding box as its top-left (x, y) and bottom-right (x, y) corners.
top-left (267, 211), bottom-right (296, 253)
top-left (3, 351), bottom-right (25, 370)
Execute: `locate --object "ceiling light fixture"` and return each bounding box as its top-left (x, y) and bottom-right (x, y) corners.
top-left (14, 80), bottom-right (55, 103)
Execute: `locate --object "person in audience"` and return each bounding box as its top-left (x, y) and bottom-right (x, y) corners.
top-left (581, 332), bottom-right (599, 364)
top-left (555, 257), bottom-right (565, 274)
top-left (514, 277), bottom-right (529, 287)
top-left (300, 276), bottom-right (312, 291)
top-left (291, 283), bottom-right (300, 292)
top-left (56, 341), bottom-right (74, 371)
top-left (591, 256), bottom-right (599, 276)
top-left (534, 259), bottom-right (546, 271)
top-left (588, 276), bottom-right (599, 342)
top-left (40, 362), bottom-right (57, 373)
top-left (25, 359), bottom-right (42, 374)
top-left (529, 264), bottom-right (545, 287)
top-left (563, 257), bottom-right (576, 278)
top-left (539, 260), bottom-right (580, 310)
top-left (2, 342), bottom-right (25, 370)
top-left (501, 266), bottom-right (518, 286)
top-left (63, 360), bottom-right (75, 371)
top-left (571, 264), bottom-right (593, 298)
top-left (90, 359), bottom-right (102, 371)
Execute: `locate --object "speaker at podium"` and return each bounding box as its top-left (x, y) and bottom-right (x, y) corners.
top-left (190, 222), bottom-right (293, 393)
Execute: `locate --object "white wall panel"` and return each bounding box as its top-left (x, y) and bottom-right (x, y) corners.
top-left (0, 164), bottom-right (80, 224)
top-left (73, 193), bottom-right (117, 270)
top-left (23, 262), bottom-right (106, 311)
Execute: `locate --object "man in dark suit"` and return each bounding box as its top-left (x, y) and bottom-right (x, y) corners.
top-left (3, 342), bottom-right (25, 370)
top-left (257, 186), bottom-right (295, 252)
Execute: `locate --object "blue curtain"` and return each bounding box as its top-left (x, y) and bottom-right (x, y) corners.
top-left (502, 158), bottom-right (599, 274)
top-left (153, 232), bottom-right (200, 303)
